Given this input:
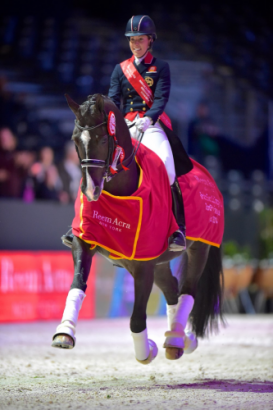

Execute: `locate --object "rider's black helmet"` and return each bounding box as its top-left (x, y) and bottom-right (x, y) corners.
top-left (125, 15), bottom-right (157, 41)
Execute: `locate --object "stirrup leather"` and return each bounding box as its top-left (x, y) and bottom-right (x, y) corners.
top-left (61, 228), bottom-right (74, 249)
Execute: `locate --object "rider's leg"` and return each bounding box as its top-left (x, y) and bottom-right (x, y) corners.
top-left (129, 120), bottom-right (175, 184)
top-left (130, 120), bottom-right (186, 251)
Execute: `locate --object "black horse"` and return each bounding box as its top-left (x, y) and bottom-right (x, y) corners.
top-left (52, 94), bottom-right (224, 364)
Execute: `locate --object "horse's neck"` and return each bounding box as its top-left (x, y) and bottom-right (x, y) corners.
top-left (104, 158), bottom-right (139, 197)
top-left (104, 131), bottom-right (139, 197)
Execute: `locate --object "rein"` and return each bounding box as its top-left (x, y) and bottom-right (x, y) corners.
top-left (74, 118), bottom-right (143, 182)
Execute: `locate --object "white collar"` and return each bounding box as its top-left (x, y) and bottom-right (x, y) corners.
top-left (134, 50), bottom-right (148, 66)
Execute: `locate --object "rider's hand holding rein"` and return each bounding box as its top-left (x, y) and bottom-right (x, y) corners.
top-left (135, 116), bottom-right (153, 132)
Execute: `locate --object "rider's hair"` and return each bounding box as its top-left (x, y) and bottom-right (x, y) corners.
top-left (147, 35), bottom-right (153, 52)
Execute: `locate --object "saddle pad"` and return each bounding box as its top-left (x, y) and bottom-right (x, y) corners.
top-left (72, 141), bottom-right (177, 260)
top-left (178, 159), bottom-right (224, 247)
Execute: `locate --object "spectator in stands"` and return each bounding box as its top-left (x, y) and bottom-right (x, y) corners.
top-left (188, 101), bottom-right (220, 165)
top-left (31, 146), bottom-right (63, 201)
top-left (188, 101), bottom-right (270, 179)
top-left (58, 141), bottom-right (81, 203)
top-left (0, 127), bottom-right (32, 198)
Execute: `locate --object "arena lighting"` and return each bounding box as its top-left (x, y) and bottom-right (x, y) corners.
top-left (228, 183), bottom-right (241, 196)
top-left (227, 170), bottom-right (243, 183)
top-left (252, 184), bottom-right (263, 196)
top-left (252, 199), bottom-right (264, 213)
top-left (229, 198), bottom-right (241, 211)
top-left (251, 170), bottom-right (265, 183)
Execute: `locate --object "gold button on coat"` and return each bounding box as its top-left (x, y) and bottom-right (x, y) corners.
top-left (143, 101), bottom-right (146, 104)
top-left (130, 108), bottom-right (133, 111)
top-left (130, 101), bottom-right (133, 104)
top-left (142, 107), bottom-right (146, 111)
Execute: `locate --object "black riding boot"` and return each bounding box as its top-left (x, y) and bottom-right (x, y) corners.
top-left (169, 178), bottom-right (186, 251)
top-left (61, 228), bottom-right (74, 249)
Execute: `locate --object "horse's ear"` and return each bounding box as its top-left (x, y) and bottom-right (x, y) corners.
top-left (95, 94), bottom-right (105, 114)
top-left (65, 94), bottom-right (80, 117)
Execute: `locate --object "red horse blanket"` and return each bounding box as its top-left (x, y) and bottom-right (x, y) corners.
top-left (72, 142), bottom-right (224, 260)
top-left (178, 159), bottom-right (224, 247)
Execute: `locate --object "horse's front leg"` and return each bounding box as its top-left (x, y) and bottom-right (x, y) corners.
top-left (129, 261), bottom-right (158, 365)
top-left (52, 236), bottom-right (94, 349)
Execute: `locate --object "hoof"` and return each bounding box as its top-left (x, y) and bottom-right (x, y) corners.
top-left (52, 334), bottom-right (74, 349)
top-left (163, 329), bottom-right (185, 360)
top-left (184, 331), bottom-right (198, 354)
top-left (165, 347), bottom-right (184, 360)
top-left (136, 339), bottom-right (158, 365)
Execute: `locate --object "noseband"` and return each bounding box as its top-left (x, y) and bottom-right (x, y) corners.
top-left (74, 115), bottom-right (143, 182)
top-left (74, 118), bottom-right (116, 177)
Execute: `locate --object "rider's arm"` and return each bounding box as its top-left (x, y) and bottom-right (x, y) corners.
top-left (144, 62), bottom-right (171, 124)
top-left (108, 64), bottom-right (122, 109)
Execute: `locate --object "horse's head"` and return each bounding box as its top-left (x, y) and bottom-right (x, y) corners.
top-left (66, 93), bottom-right (129, 202)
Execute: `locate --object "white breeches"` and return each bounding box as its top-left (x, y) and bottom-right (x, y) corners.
top-left (128, 118), bottom-right (176, 185)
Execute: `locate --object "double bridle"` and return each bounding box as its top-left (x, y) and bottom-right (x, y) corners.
top-left (74, 117), bottom-right (143, 182)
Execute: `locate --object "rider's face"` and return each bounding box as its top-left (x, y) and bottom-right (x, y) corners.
top-left (129, 36), bottom-right (150, 58)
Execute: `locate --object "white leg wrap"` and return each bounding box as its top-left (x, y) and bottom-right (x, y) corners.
top-left (166, 303), bottom-right (178, 331)
top-left (165, 295), bottom-right (195, 348)
top-left (175, 294), bottom-right (195, 329)
top-left (131, 329), bottom-right (150, 361)
top-left (54, 288), bottom-right (86, 343)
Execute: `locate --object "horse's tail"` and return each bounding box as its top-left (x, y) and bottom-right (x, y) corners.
top-left (190, 245), bottom-right (224, 338)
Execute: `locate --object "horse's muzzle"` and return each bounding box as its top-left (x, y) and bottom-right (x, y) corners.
top-left (92, 186), bottom-right (101, 201)
top-left (83, 185), bottom-right (101, 202)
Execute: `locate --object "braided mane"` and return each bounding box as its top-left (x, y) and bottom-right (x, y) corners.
top-left (79, 94), bottom-right (105, 117)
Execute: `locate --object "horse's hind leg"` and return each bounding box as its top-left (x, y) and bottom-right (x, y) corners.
top-left (166, 242), bottom-right (210, 354)
top-left (52, 236), bottom-right (94, 349)
top-left (154, 262), bottom-right (179, 306)
top-left (162, 243), bottom-right (210, 359)
top-left (178, 241), bottom-right (210, 298)
top-left (154, 262), bottom-right (184, 360)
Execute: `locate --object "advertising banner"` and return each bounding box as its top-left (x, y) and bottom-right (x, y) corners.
top-left (0, 251), bottom-right (95, 322)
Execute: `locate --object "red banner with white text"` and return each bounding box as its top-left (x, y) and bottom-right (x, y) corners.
top-left (0, 251), bottom-right (95, 322)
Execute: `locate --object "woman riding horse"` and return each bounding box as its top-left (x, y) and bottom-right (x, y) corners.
top-left (108, 15), bottom-right (193, 252)
top-left (62, 15), bottom-right (193, 251)
top-left (52, 93), bottom-right (224, 364)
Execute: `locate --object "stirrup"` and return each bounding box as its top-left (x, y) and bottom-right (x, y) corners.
top-left (61, 228), bottom-right (74, 249)
top-left (169, 230), bottom-right (186, 252)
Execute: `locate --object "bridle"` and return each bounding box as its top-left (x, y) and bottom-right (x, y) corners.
top-left (74, 117), bottom-right (144, 182)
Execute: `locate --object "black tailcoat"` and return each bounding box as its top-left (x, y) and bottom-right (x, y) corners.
top-left (108, 53), bottom-right (193, 176)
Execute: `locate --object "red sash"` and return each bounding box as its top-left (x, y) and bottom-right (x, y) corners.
top-left (120, 55), bottom-right (173, 130)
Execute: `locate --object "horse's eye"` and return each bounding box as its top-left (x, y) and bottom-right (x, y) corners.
top-left (101, 136), bottom-right (108, 145)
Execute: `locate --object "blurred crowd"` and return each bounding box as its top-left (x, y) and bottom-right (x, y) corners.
top-left (0, 127), bottom-right (81, 203)
top-left (0, 99), bottom-right (270, 203)
top-left (187, 101), bottom-right (270, 179)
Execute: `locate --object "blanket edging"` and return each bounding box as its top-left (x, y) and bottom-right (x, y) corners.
top-left (186, 236), bottom-right (221, 248)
